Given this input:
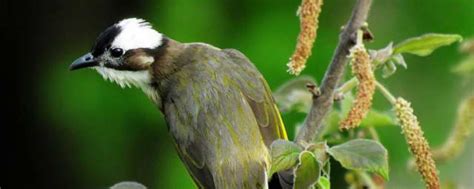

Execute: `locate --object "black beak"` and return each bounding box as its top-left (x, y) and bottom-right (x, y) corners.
top-left (69, 53), bottom-right (99, 71)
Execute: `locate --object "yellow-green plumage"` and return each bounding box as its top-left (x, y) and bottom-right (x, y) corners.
top-left (155, 43), bottom-right (287, 188)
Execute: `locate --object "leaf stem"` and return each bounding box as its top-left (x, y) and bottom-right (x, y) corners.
top-left (367, 127), bottom-right (380, 142)
top-left (375, 81), bottom-right (396, 105)
top-left (337, 77), bottom-right (359, 94)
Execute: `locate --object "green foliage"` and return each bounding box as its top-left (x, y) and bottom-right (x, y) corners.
top-left (370, 43), bottom-right (394, 66)
top-left (361, 110), bottom-right (396, 127)
top-left (369, 43), bottom-right (406, 78)
top-left (317, 176), bottom-right (330, 189)
top-left (294, 151), bottom-right (321, 189)
top-left (393, 33), bottom-right (463, 56)
top-left (322, 93), bottom-right (395, 135)
top-left (274, 76), bottom-right (316, 113)
top-left (306, 142), bottom-right (331, 181)
top-left (306, 142), bottom-right (329, 164)
top-left (322, 111), bottom-right (342, 135)
top-left (323, 109), bottom-right (395, 141)
top-left (269, 139), bottom-right (390, 188)
top-left (340, 94), bottom-right (395, 128)
top-left (327, 139), bottom-right (389, 180)
top-left (368, 33), bottom-right (462, 78)
top-left (391, 54), bottom-right (407, 69)
top-left (381, 61), bottom-right (398, 78)
top-left (269, 140), bottom-right (303, 176)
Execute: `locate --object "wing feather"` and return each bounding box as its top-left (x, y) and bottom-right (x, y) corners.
top-left (161, 45), bottom-right (286, 188)
top-left (223, 49), bottom-right (288, 146)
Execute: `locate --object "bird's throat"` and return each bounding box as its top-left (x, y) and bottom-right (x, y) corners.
top-left (95, 67), bottom-right (161, 104)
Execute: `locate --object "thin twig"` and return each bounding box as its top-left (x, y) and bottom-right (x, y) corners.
top-left (337, 77), bottom-right (358, 94)
top-left (376, 81), bottom-right (396, 105)
top-left (295, 0), bottom-right (373, 143)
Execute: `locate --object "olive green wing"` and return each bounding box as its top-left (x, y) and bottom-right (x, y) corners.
top-left (161, 45), bottom-right (288, 188)
top-left (223, 49), bottom-right (288, 146)
top-left (163, 96), bottom-right (216, 189)
top-left (162, 46), bottom-right (273, 188)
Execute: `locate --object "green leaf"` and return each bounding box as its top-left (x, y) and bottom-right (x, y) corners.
top-left (321, 159), bottom-right (331, 179)
top-left (110, 182), bottom-right (147, 189)
top-left (306, 142), bottom-right (330, 164)
top-left (393, 33), bottom-right (462, 56)
top-left (360, 110), bottom-right (396, 127)
top-left (391, 53), bottom-right (407, 69)
top-left (369, 43), bottom-right (394, 66)
top-left (269, 140), bottom-right (303, 176)
top-left (274, 76), bottom-right (316, 113)
top-left (306, 142), bottom-right (331, 179)
top-left (382, 61), bottom-right (397, 78)
top-left (327, 139), bottom-right (389, 180)
top-left (452, 55), bottom-right (474, 76)
top-left (294, 151), bottom-right (321, 189)
top-left (317, 176), bottom-right (330, 189)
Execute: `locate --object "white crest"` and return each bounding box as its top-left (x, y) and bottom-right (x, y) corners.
top-left (112, 18), bottom-right (163, 51)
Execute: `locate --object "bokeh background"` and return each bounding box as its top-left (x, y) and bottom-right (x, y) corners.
top-left (3, 0), bottom-right (473, 188)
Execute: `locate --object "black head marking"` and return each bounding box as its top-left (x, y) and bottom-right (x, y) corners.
top-left (91, 24), bottom-right (122, 57)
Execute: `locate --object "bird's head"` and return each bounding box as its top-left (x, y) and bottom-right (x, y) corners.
top-left (70, 18), bottom-right (165, 88)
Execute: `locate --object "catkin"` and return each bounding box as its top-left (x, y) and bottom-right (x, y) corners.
top-left (395, 98), bottom-right (440, 189)
top-left (340, 46), bottom-right (376, 129)
top-left (287, 0), bottom-right (323, 75)
top-left (432, 95), bottom-right (474, 162)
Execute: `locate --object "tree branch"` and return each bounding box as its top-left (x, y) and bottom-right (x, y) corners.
top-left (278, 2), bottom-right (373, 188)
top-left (295, 0), bottom-right (373, 143)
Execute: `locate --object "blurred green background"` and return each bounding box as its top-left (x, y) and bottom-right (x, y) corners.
top-left (3, 0), bottom-right (473, 188)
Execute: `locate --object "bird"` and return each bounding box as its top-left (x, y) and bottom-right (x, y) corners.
top-left (70, 18), bottom-right (288, 189)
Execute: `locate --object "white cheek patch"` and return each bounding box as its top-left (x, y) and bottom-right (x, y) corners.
top-left (112, 18), bottom-right (163, 51)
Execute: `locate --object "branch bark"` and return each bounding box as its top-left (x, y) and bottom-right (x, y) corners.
top-left (278, 1), bottom-right (373, 188)
top-left (295, 0), bottom-right (373, 144)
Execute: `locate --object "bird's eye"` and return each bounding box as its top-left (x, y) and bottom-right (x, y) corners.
top-left (110, 48), bottom-right (124, 57)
